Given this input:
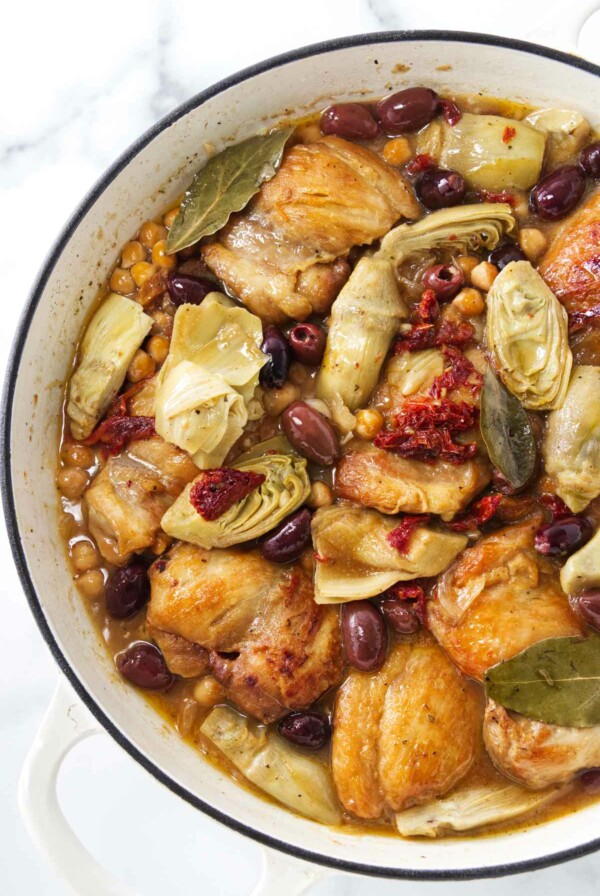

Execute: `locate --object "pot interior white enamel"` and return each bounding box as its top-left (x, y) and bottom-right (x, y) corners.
top-left (5, 33), bottom-right (600, 878)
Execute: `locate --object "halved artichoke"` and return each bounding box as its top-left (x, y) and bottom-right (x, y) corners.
top-left (395, 779), bottom-right (562, 838)
top-left (67, 293), bottom-right (153, 439)
top-left (486, 261), bottom-right (572, 410)
top-left (311, 504), bottom-right (467, 603)
top-left (377, 203), bottom-right (516, 266)
top-left (315, 257), bottom-right (408, 411)
top-left (525, 108), bottom-right (590, 167)
top-left (544, 366), bottom-right (600, 512)
top-left (161, 453), bottom-right (310, 549)
top-left (201, 706), bottom-right (341, 824)
top-left (561, 526), bottom-right (600, 595)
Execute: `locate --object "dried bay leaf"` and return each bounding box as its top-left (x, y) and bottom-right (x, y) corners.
top-left (480, 367), bottom-right (536, 488)
top-left (166, 128), bottom-right (292, 253)
top-left (485, 635), bottom-right (600, 727)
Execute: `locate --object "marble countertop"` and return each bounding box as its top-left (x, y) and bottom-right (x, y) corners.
top-left (3, 1), bottom-right (600, 893)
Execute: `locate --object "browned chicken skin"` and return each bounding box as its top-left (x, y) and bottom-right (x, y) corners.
top-left (147, 542), bottom-right (344, 722)
top-left (202, 136), bottom-right (419, 323)
top-left (428, 516), bottom-right (583, 681)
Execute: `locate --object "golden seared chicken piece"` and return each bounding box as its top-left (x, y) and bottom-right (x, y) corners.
top-left (146, 625), bottom-right (209, 678)
top-left (335, 442), bottom-right (490, 518)
top-left (539, 189), bottom-right (600, 314)
top-left (85, 437), bottom-right (198, 565)
top-left (484, 701), bottom-right (600, 789)
top-left (429, 517), bottom-right (583, 681)
top-left (332, 634), bottom-right (481, 818)
top-left (201, 136), bottom-right (419, 323)
top-left (147, 542), bottom-right (343, 722)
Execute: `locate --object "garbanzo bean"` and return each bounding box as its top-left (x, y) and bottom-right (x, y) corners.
top-left (109, 267), bottom-right (135, 295)
top-left (138, 220), bottom-right (167, 249)
top-left (61, 443), bottom-right (95, 469)
top-left (76, 569), bottom-right (105, 598)
top-left (193, 676), bottom-right (225, 708)
top-left (452, 287), bottom-right (485, 317)
top-left (354, 408), bottom-right (384, 440)
top-left (163, 207), bottom-right (180, 229)
top-left (307, 480), bottom-right (333, 509)
top-left (57, 467), bottom-right (88, 499)
top-left (382, 136), bottom-right (412, 167)
top-left (127, 349), bottom-right (156, 383)
top-left (455, 255), bottom-right (479, 283)
top-left (263, 382), bottom-right (300, 417)
top-left (71, 540), bottom-right (100, 572)
top-left (146, 334), bottom-right (170, 365)
top-left (131, 261), bottom-right (157, 288)
top-left (519, 227), bottom-right (548, 262)
top-left (151, 239), bottom-right (176, 269)
top-left (470, 261), bottom-right (498, 292)
top-left (288, 361), bottom-right (309, 386)
top-left (121, 240), bottom-right (146, 268)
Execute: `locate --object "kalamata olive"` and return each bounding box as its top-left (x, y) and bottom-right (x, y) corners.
top-left (575, 590), bottom-right (600, 631)
top-left (341, 601), bottom-right (388, 672)
top-left (282, 401), bottom-right (340, 466)
top-left (105, 561), bottom-right (150, 619)
top-left (320, 103), bottom-right (379, 141)
top-left (167, 271), bottom-right (214, 306)
top-left (376, 87), bottom-right (440, 135)
top-left (422, 263), bottom-right (464, 302)
top-left (378, 597), bottom-right (420, 634)
top-left (529, 165), bottom-right (586, 221)
top-left (288, 323), bottom-right (327, 366)
top-left (580, 768), bottom-right (600, 794)
top-left (115, 641), bottom-right (173, 690)
top-left (488, 241), bottom-right (526, 271)
top-left (580, 141), bottom-right (600, 178)
top-left (416, 168), bottom-right (466, 210)
top-left (534, 516), bottom-right (593, 557)
top-left (261, 508), bottom-right (312, 564)
top-left (259, 325), bottom-right (290, 389)
top-left (277, 711), bottom-right (332, 749)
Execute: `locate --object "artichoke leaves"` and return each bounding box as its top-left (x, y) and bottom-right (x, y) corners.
top-left (311, 504), bottom-right (467, 603)
top-left (544, 366), bottom-right (600, 513)
top-left (486, 261), bottom-right (572, 410)
top-left (561, 526), bottom-right (600, 596)
top-left (201, 706), bottom-right (341, 824)
top-left (67, 293), bottom-right (153, 439)
top-left (161, 453), bottom-right (310, 549)
top-left (525, 108), bottom-right (590, 167)
top-left (154, 293), bottom-right (267, 467)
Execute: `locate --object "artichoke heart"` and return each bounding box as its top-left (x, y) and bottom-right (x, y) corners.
top-left (161, 453), bottom-right (310, 549)
top-left (377, 203), bottom-right (516, 267)
top-left (561, 526), bottom-right (600, 595)
top-left (316, 257), bottom-right (407, 411)
top-left (201, 706), bottom-right (341, 824)
top-left (311, 504), bottom-right (467, 603)
top-left (486, 261), bottom-right (572, 410)
top-left (544, 366), bottom-right (600, 513)
top-left (525, 108), bottom-right (590, 167)
top-left (67, 293), bottom-right (152, 439)
top-left (395, 779), bottom-right (563, 838)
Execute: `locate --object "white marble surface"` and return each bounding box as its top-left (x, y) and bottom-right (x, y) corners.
top-left (3, 1), bottom-right (600, 893)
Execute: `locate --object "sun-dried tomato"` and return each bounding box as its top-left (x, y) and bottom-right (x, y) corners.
top-left (448, 493), bottom-right (502, 532)
top-left (406, 153), bottom-right (436, 176)
top-left (474, 189), bottom-right (516, 208)
top-left (383, 582), bottom-right (425, 600)
top-left (190, 468), bottom-right (266, 521)
top-left (540, 493), bottom-right (572, 521)
top-left (394, 318), bottom-right (475, 353)
top-left (441, 98), bottom-right (462, 126)
top-left (105, 379), bottom-right (150, 419)
top-left (387, 514), bottom-right (431, 553)
top-left (415, 289), bottom-right (439, 323)
top-left (502, 126), bottom-right (516, 144)
top-left (84, 415), bottom-right (156, 455)
top-left (374, 398), bottom-right (479, 464)
top-left (568, 304), bottom-right (600, 332)
top-left (429, 346), bottom-right (483, 399)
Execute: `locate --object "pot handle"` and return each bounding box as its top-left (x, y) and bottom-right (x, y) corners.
top-left (525, 0), bottom-right (600, 55)
top-left (250, 847), bottom-right (332, 895)
top-left (19, 680), bottom-right (140, 896)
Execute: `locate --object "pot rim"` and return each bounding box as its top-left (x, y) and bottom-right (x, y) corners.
top-left (3, 29), bottom-right (600, 880)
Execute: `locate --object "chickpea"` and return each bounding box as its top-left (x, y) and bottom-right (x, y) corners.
top-left (308, 480), bottom-right (333, 509)
top-left (151, 239), bottom-right (176, 269)
top-left (288, 361), bottom-right (309, 386)
top-left (382, 136), bottom-right (412, 167)
top-left (71, 540), bottom-right (100, 572)
top-left (262, 382), bottom-right (300, 417)
top-left (193, 676), bottom-right (225, 708)
top-left (109, 267), bottom-right (135, 295)
top-left (150, 309), bottom-right (173, 336)
top-left (138, 220), bottom-right (167, 249)
top-left (76, 569), bottom-right (105, 599)
top-left (354, 408), bottom-right (384, 440)
top-left (121, 240), bottom-right (146, 269)
top-left (455, 255), bottom-right (479, 283)
top-left (146, 334), bottom-right (170, 365)
top-left (131, 261), bottom-right (157, 288)
top-left (61, 443), bottom-right (95, 469)
top-left (452, 287), bottom-right (485, 317)
top-left (470, 261), bottom-right (498, 292)
top-left (519, 227), bottom-right (548, 262)
top-left (127, 349), bottom-right (156, 383)
top-left (163, 207), bottom-right (180, 229)
top-left (57, 467), bottom-right (88, 500)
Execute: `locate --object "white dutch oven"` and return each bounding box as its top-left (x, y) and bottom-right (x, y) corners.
top-left (4, 24), bottom-right (600, 895)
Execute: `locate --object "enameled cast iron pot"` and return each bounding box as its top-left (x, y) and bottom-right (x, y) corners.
top-left (4, 24), bottom-right (600, 895)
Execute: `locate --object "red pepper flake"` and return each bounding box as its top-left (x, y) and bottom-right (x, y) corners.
top-left (406, 153), bottom-right (436, 176)
top-left (568, 304), bottom-right (600, 332)
top-left (374, 398), bottom-right (479, 464)
top-left (429, 346), bottom-right (483, 399)
top-left (387, 514), bottom-right (431, 553)
top-left (474, 189), bottom-right (516, 208)
top-left (441, 98), bottom-right (462, 126)
top-left (394, 318), bottom-right (475, 354)
top-left (502, 126), bottom-right (516, 144)
top-left (84, 415), bottom-right (156, 455)
top-left (190, 468), bottom-right (266, 521)
top-left (448, 493), bottom-right (502, 532)
top-left (540, 493), bottom-right (572, 521)
top-left (314, 552), bottom-right (331, 564)
top-left (415, 289), bottom-right (439, 323)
